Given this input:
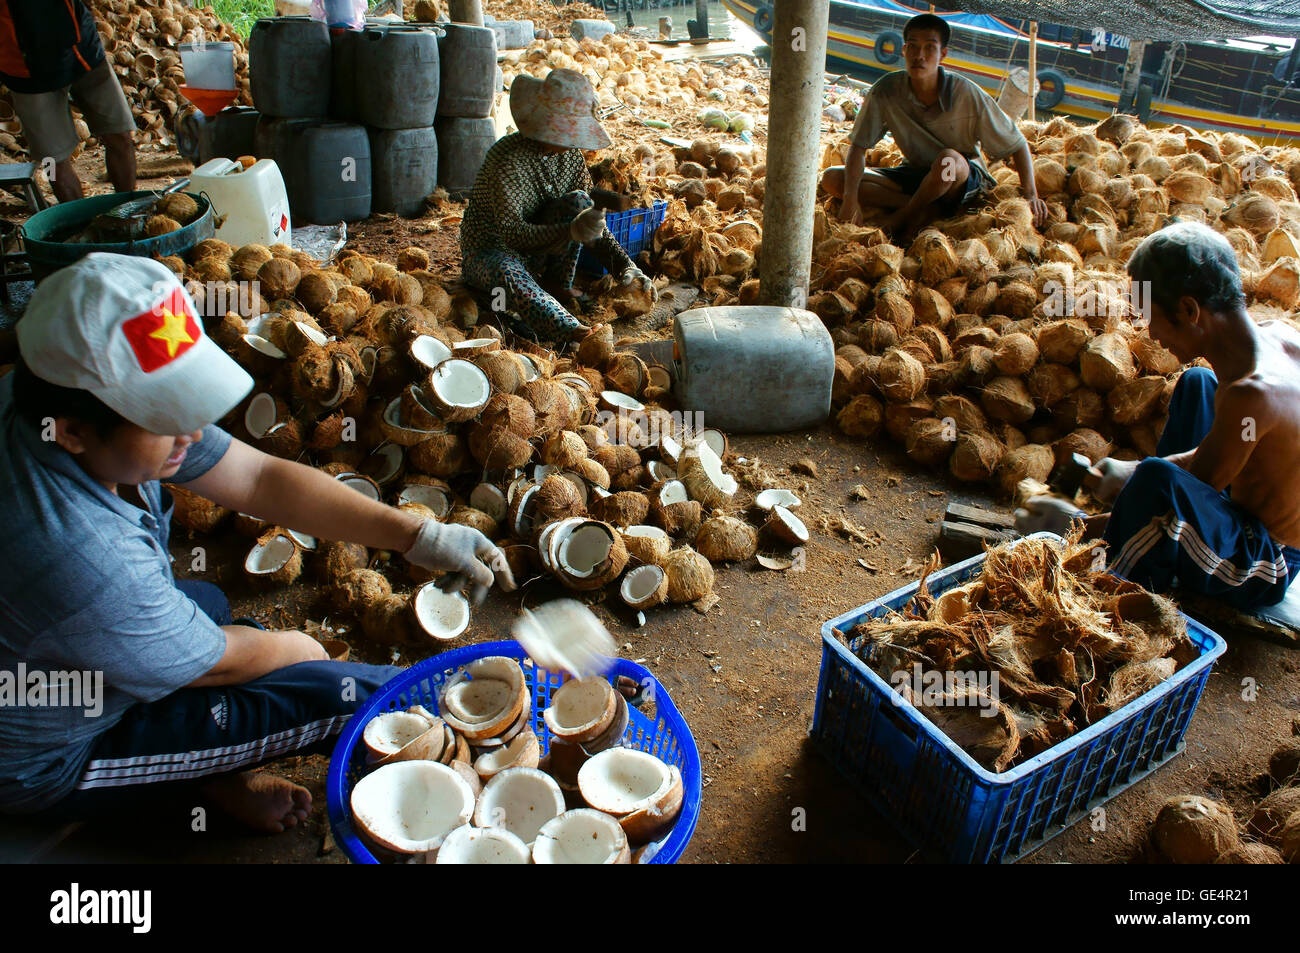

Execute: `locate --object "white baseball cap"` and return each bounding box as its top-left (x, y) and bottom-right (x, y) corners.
top-left (17, 253), bottom-right (253, 434)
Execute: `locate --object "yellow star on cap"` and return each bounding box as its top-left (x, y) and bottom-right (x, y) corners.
top-left (148, 307), bottom-right (194, 359)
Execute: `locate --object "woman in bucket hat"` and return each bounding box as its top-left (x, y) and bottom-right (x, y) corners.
top-left (461, 69), bottom-right (655, 345)
top-left (0, 255), bottom-right (514, 833)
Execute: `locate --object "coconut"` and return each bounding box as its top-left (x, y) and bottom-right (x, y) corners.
top-left (1222, 192), bottom-right (1280, 236)
top-left (350, 760), bottom-right (476, 854)
top-left (1079, 332), bottom-right (1138, 391)
top-left (589, 490), bottom-right (650, 527)
top-left (1150, 795), bottom-right (1240, 864)
top-left (875, 291), bottom-right (915, 330)
top-left (1108, 376), bottom-right (1166, 425)
top-left (979, 376), bottom-right (1036, 425)
top-left (554, 521), bottom-right (628, 591)
top-left (1270, 744), bottom-right (1300, 785)
top-left (332, 568), bottom-right (391, 614)
top-left (575, 456), bottom-right (612, 489)
top-left (1213, 842), bottom-right (1285, 864)
top-left (663, 546), bottom-right (714, 603)
top-left (695, 514), bottom-right (758, 563)
top-left (619, 765), bottom-right (685, 846)
top-left (425, 359), bottom-right (491, 423)
top-left (533, 474), bottom-right (588, 524)
top-left (441, 677), bottom-right (522, 742)
top-left (621, 525), bottom-right (672, 565)
top-left (473, 730), bottom-right (541, 782)
top-left (593, 444), bottom-right (643, 478)
top-left (1053, 429), bottom-right (1112, 469)
top-left (532, 808), bottom-right (630, 865)
top-left (911, 287), bottom-right (954, 327)
top-left (433, 824), bottom-right (530, 865)
top-left (409, 582), bottom-right (471, 643)
top-left (836, 394), bottom-right (884, 438)
top-left (620, 564), bottom-right (669, 609)
top-left (361, 593), bottom-right (418, 645)
top-left (764, 505), bottom-right (809, 547)
top-left (243, 531), bottom-right (302, 586)
top-left (362, 709), bottom-right (445, 766)
top-left (1247, 787), bottom-right (1300, 843)
top-left (905, 417), bottom-right (956, 465)
top-left (167, 484), bottom-right (229, 533)
top-left (876, 348), bottom-right (927, 402)
top-left (408, 431), bottom-right (470, 478)
top-left (648, 481), bottom-right (702, 538)
top-left (1025, 363), bottom-right (1080, 408)
top-left (543, 675), bottom-right (618, 744)
top-left (995, 444), bottom-right (1055, 498)
top-left (992, 332), bottom-right (1039, 376)
top-left (932, 395), bottom-right (989, 435)
top-left (949, 432), bottom-right (1005, 484)
top-left (230, 243), bottom-right (273, 282)
top-left (448, 504), bottom-right (499, 539)
top-left (257, 257), bottom-right (300, 300)
top-left (578, 747), bottom-right (674, 820)
top-left (474, 767), bottom-right (566, 847)
top-left (319, 540), bottom-right (369, 584)
top-left (474, 350), bottom-right (525, 395)
top-left (1035, 321), bottom-right (1091, 365)
top-left (1256, 259), bottom-right (1300, 309)
top-left (677, 442), bottom-right (737, 510)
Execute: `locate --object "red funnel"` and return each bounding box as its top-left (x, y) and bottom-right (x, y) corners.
top-left (178, 86), bottom-right (239, 118)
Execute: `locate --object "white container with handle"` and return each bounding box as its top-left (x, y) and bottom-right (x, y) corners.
top-left (189, 157), bottom-right (292, 247)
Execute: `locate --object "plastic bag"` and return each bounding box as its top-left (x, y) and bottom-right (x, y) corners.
top-left (312, 0), bottom-right (366, 30)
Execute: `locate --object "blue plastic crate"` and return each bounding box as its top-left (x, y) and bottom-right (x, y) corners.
top-left (812, 542), bottom-right (1227, 864)
top-left (577, 199), bottom-right (668, 274)
top-left (327, 639), bottom-right (702, 863)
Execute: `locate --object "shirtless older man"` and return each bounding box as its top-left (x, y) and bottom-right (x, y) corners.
top-left (1018, 222), bottom-right (1300, 611)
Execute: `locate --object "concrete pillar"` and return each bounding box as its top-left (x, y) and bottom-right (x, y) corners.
top-left (449, 0), bottom-right (484, 27)
top-left (757, 0), bottom-right (830, 309)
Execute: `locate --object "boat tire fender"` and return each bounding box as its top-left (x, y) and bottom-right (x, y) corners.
top-left (1035, 69), bottom-right (1067, 110)
top-left (753, 3), bottom-right (774, 34)
top-left (874, 30), bottom-right (904, 65)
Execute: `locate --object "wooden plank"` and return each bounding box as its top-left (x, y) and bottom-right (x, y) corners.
top-left (1179, 594), bottom-right (1300, 650)
top-left (944, 502), bottom-right (1016, 531)
top-left (938, 520), bottom-right (1016, 562)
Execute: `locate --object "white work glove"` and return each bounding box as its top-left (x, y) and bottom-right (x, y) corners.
top-left (618, 265), bottom-right (656, 299)
top-left (1094, 457), bottom-right (1141, 506)
top-left (405, 520), bottom-right (516, 606)
top-left (1014, 496), bottom-right (1087, 538)
top-left (569, 207), bottom-right (607, 246)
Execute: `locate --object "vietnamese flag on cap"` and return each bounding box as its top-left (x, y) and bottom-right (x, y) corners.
top-left (122, 285), bottom-right (201, 373)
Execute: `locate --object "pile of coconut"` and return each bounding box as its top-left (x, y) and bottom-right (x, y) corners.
top-left (842, 530), bottom-right (1198, 773)
top-left (165, 240), bottom-right (807, 646)
top-left (802, 116), bottom-right (1300, 491)
top-left (1148, 740), bottom-right (1300, 863)
top-left (348, 655), bottom-right (686, 863)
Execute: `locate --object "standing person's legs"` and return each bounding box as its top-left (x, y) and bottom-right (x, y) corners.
top-left (8, 86), bottom-right (85, 203)
top-left (1155, 366), bottom-right (1218, 456)
top-left (69, 60), bottom-right (136, 193)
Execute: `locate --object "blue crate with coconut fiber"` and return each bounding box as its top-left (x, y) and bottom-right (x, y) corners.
top-left (578, 199), bottom-right (668, 274)
top-left (813, 539), bottom-right (1226, 864)
top-left (327, 639), bottom-right (701, 863)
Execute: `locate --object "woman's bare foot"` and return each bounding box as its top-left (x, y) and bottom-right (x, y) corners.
top-left (201, 771), bottom-right (312, 834)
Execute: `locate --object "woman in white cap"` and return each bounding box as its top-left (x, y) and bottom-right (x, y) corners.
top-left (461, 68), bottom-right (654, 344)
top-left (0, 254), bottom-right (514, 833)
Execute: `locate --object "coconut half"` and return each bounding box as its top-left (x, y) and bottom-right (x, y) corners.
top-left (543, 675), bottom-right (618, 744)
top-left (398, 482), bottom-right (453, 518)
top-left (555, 521), bottom-right (628, 591)
top-left (473, 729), bottom-right (540, 781)
top-left (433, 824), bottom-right (530, 865)
top-left (350, 760), bottom-right (476, 855)
top-left (244, 532), bottom-right (302, 585)
top-left (441, 675), bottom-right (520, 741)
top-left (511, 598), bottom-right (617, 678)
top-left (409, 334), bottom-right (452, 371)
top-left (362, 709), bottom-right (446, 765)
top-left (427, 359), bottom-right (491, 423)
top-left (754, 488), bottom-right (801, 511)
top-left (532, 808), bottom-right (630, 864)
top-left (411, 582), bottom-right (470, 643)
top-left (621, 525), bottom-right (672, 566)
top-left (360, 444), bottom-right (405, 485)
top-left (645, 459), bottom-right (677, 483)
top-left (244, 392), bottom-right (287, 439)
top-left (578, 747), bottom-right (674, 817)
top-left (620, 564), bottom-right (668, 610)
top-left (337, 472), bottom-right (381, 501)
top-left (765, 505), bottom-right (809, 545)
top-left (678, 441), bottom-right (737, 509)
top-left (473, 766), bottom-right (566, 847)
top-left (599, 390), bottom-right (646, 414)
top-left (619, 765), bottom-right (685, 846)
top-left (469, 483), bottom-right (508, 522)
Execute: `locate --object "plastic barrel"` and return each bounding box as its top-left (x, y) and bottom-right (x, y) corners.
top-left (329, 27), bottom-right (360, 122)
top-left (435, 116), bottom-right (496, 198)
top-left (370, 126), bottom-right (438, 217)
top-left (22, 191), bottom-right (214, 283)
top-left (248, 17), bottom-right (332, 118)
top-left (356, 26), bottom-right (440, 130)
top-left (284, 121), bottom-right (372, 224)
top-left (437, 24), bottom-right (497, 118)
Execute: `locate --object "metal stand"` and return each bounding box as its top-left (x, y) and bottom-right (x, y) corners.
top-left (0, 162), bottom-right (47, 213)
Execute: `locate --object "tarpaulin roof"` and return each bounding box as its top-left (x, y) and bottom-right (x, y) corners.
top-left (938, 0), bottom-right (1300, 41)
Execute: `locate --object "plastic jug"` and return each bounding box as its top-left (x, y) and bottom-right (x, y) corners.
top-left (180, 42), bottom-right (237, 91)
top-left (190, 158), bottom-right (292, 247)
top-left (672, 306), bottom-right (835, 433)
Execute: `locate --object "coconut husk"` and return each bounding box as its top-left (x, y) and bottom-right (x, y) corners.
top-left (1214, 843), bottom-right (1285, 864)
top-left (1107, 376), bottom-right (1167, 425)
top-left (1223, 192), bottom-right (1280, 236)
top-left (991, 332), bottom-right (1038, 376)
top-left (1051, 387), bottom-right (1107, 431)
top-left (589, 491), bottom-right (650, 527)
top-left (1150, 796), bottom-right (1239, 864)
top-left (1034, 158), bottom-right (1069, 195)
top-left (1052, 429), bottom-right (1112, 469)
top-left (883, 398), bottom-right (935, 443)
top-left (319, 541), bottom-right (369, 585)
top-left (1247, 787), bottom-right (1300, 843)
top-left (532, 474), bottom-right (588, 524)
top-left (933, 394), bottom-right (990, 435)
top-left (875, 291), bottom-right (915, 331)
top-left (836, 394), bottom-right (885, 439)
top-left (954, 346), bottom-right (997, 388)
top-left (1079, 332), bottom-right (1138, 391)
top-left (695, 514), bottom-right (758, 563)
top-left (167, 484), bottom-right (230, 534)
top-left (1036, 320), bottom-right (1092, 365)
top-left (960, 281), bottom-right (998, 316)
top-left (995, 444), bottom-right (1055, 498)
top-left (949, 432), bottom-right (1005, 483)
top-left (1255, 259), bottom-right (1300, 309)
top-left (905, 417), bottom-right (957, 466)
top-left (876, 348), bottom-right (927, 402)
top-left (408, 432), bottom-right (471, 478)
top-left (911, 287), bottom-right (955, 328)
top-left (662, 547), bottom-right (714, 603)
top-left (980, 376), bottom-right (1036, 424)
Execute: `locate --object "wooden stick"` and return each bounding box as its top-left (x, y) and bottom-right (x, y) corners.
top-left (1027, 21), bottom-right (1039, 121)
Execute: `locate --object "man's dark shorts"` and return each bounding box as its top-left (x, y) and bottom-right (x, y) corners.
top-left (875, 163), bottom-right (985, 212)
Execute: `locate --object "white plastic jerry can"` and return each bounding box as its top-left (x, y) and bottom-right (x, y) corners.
top-left (189, 157), bottom-right (292, 248)
top-left (672, 306), bottom-right (835, 433)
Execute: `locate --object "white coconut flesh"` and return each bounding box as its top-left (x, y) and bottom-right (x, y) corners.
top-left (660, 434), bottom-right (683, 464)
top-left (409, 335), bottom-right (452, 369)
top-left (516, 355), bottom-right (542, 382)
top-left (544, 676), bottom-right (616, 739)
top-left (697, 428), bottom-right (727, 459)
top-left (621, 565), bottom-right (666, 607)
top-left (293, 321), bottom-right (329, 346)
top-left (362, 711), bottom-right (445, 764)
top-left (412, 583), bottom-right (470, 641)
top-left (430, 360), bottom-right (490, 411)
top-left (473, 729), bottom-right (539, 780)
top-left (532, 463), bottom-right (556, 483)
top-left (625, 525), bottom-right (669, 544)
top-left (473, 767), bottom-right (565, 846)
top-left (469, 484), bottom-right (508, 522)
top-left (532, 809), bottom-right (629, 864)
top-left (687, 442), bottom-right (737, 498)
top-left (558, 524), bottom-right (617, 579)
top-left (442, 678), bottom-right (516, 729)
top-left (245, 534), bottom-right (296, 574)
top-left (285, 529), bottom-right (317, 550)
top-left (244, 392), bottom-right (280, 439)
top-left (434, 824), bottom-right (530, 865)
top-left (511, 599), bottom-right (616, 678)
top-left (359, 346), bottom-right (378, 382)
top-left (454, 337), bottom-right (499, 353)
top-left (771, 505), bottom-right (809, 543)
top-left (658, 481), bottom-right (689, 506)
top-left (646, 460), bottom-right (676, 483)
top-left (338, 473), bottom-right (381, 500)
top-left (364, 444), bottom-right (405, 484)
top-left (578, 747), bottom-right (674, 816)
top-left (350, 761), bottom-right (476, 854)
top-left (242, 333), bottom-right (287, 359)
top-left (383, 397), bottom-right (439, 435)
top-left (507, 476), bottom-right (532, 505)
top-left (400, 484), bottom-right (452, 518)
top-left (539, 517), bottom-right (584, 572)
top-left (755, 488), bottom-right (802, 511)
top-left (600, 391), bottom-right (645, 413)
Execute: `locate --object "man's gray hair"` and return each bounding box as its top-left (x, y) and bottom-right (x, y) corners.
top-left (1126, 221), bottom-right (1245, 316)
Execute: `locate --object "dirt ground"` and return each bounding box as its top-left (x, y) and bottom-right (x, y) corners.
top-left (2, 143), bottom-right (1298, 867)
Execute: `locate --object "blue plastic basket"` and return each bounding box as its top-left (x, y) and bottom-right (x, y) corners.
top-left (812, 544), bottom-right (1227, 864)
top-left (327, 640), bottom-right (702, 863)
top-left (577, 199), bottom-right (668, 274)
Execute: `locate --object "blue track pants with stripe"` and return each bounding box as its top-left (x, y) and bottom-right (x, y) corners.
top-left (1104, 366), bottom-right (1300, 611)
